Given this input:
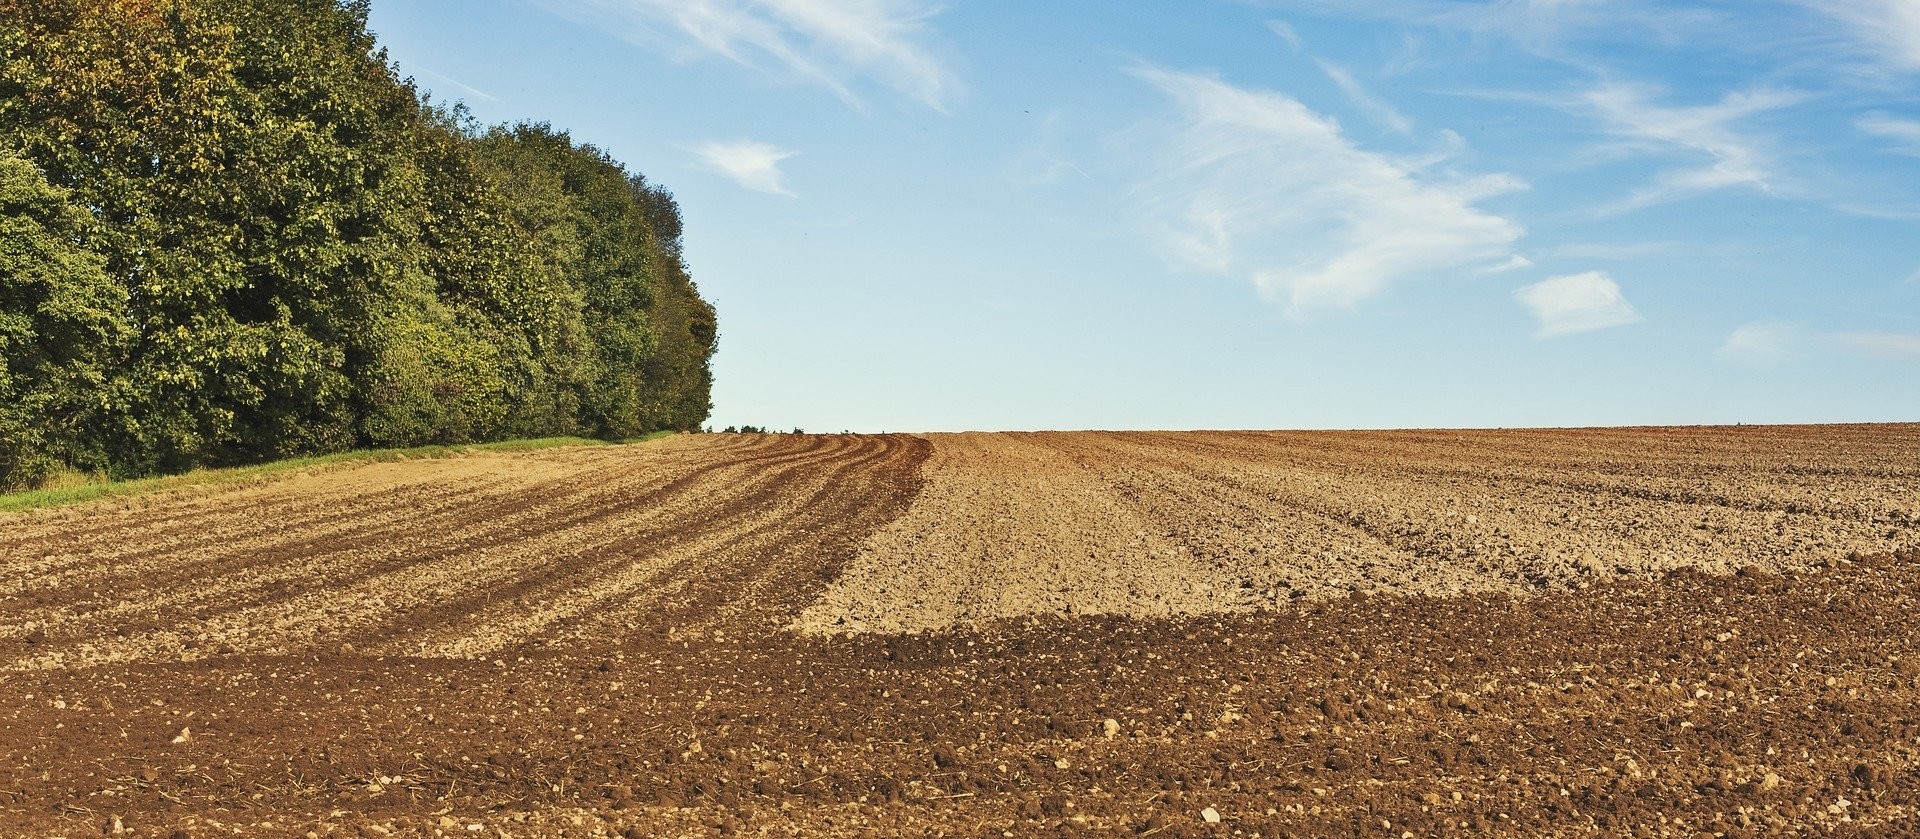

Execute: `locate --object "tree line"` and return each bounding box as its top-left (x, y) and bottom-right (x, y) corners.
top-left (0, 0), bottom-right (716, 490)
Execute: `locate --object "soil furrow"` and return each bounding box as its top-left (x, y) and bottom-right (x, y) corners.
top-left (0, 436), bottom-right (894, 668)
top-left (368, 436), bottom-right (914, 658)
top-left (3, 426), bottom-right (1918, 839)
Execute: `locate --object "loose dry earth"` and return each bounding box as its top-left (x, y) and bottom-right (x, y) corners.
top-left (3, 425), bottom-right (1918, 838)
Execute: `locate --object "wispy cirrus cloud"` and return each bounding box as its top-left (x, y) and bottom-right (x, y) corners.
top-left (1479, 254), bottom-right (1535, 274)
top-left (1263, 17), bottom-right (1415, 135)
top-left (1858, 111), bottom-right (1920, 155)
top-left (1128, 67), bottom-right (1526, 316)
top-left (1544, 241), bottom-right (1681, 261)
top-left (1006, 111), bottom-right (1090, 187)
top-left (410, 65), bottom-right (497, 102)
top-left (692, 140), bottom-right (799, 196)
top-left (1715, 322), bottom-right (1920, 363)
top-left (1581, 82), bottom-right (1803, 211)
top-left (1264, 0), bottom-right (1718, 57)
top-left (1718, 321), bottom-right (1804, 365)
top-left (530, 0), bottom-right (957, 110)
top-left (1796, 0), bottom-right (1920, 73)
top-left (1834, 331), bottom-right (1920, 360)
top-left (1267, 20), bottom-right (1305, 51)
top-left (1316, 60), bottom-right (1415, 135)
top-left (1513, 271), bottom-right (1644, 337)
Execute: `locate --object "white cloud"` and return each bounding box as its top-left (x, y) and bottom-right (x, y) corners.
top-left (1858, 111), bottom-right (1920, 154)
top-left (1267, 20), bottom-right (1304, 51)
top-left (1718, 321), bottom-right (1803, 364)
top-left (1007, 111), bottom-right (1090, 187)
top-left (531, 0), bottom-right (956, 110)
top-left (1718, 324), bottom-right (1920, 362)
top-left (1513, 271), bottom-right (1644, 337)
top-left (691, 140), bottom-right (799, 196)
top-left (1316, 60), bottom-right (1415, 135)
top-left (1582, 83), bottom-right (1803, 211)
top-left (1129, 67), bottom-right (1526, 315)
top-left (1432, 0), bottom-right (1653, 47)
top-left (1544, 241), bottom-right (1681, 261)
top-left (1270, 0), bottom-right (1717, 56)
top-left (1833, 331), bottom-right (1920, 360)
top-left (1798, 0), bottom-right (1920, 72)
top-left (411, 66), bottom-right (497, 102)
top-left (1479, 254), bottom-right (1535, 274)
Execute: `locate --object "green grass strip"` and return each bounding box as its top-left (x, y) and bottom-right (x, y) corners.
top-left (0, 432), bottom-right (678, 513)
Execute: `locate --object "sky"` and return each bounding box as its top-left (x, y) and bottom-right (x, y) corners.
top-left (368, 0), bottom-right (1920, 432)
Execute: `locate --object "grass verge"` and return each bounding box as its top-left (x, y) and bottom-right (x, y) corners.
top-left (0, 432), bottom-right (677, 514)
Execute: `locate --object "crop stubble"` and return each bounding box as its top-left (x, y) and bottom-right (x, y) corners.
top-left (2, 425), bottom-right (1918, 837)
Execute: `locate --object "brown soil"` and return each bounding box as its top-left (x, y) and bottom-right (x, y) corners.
top-left (3, 426), bottom-right (1918, 838)
top-left (804, 427), bottom-right (1919, 633)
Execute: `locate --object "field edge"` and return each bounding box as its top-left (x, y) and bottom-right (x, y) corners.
top-left (0, 432), bottom-right (677, 514)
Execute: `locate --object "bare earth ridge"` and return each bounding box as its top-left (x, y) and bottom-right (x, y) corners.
top-left (3, 425), bottom-right (1918, 838)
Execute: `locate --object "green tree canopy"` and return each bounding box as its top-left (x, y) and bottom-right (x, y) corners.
top-left (0, 149), bottom-right (128, 488)
top-left (0, 0), bottom-right (715, 490)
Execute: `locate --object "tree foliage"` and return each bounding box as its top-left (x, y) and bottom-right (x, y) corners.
top-left (0, 0), bottom-right (716, 489)
top-left (0, 149), bottom-right (128, 487)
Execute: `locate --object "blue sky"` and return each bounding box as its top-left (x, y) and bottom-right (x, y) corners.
top-left (369, 0), bottom-right (1920, 431)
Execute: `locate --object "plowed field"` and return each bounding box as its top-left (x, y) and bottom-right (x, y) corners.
top-left (4, 426), bottom-right (1919, 838)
